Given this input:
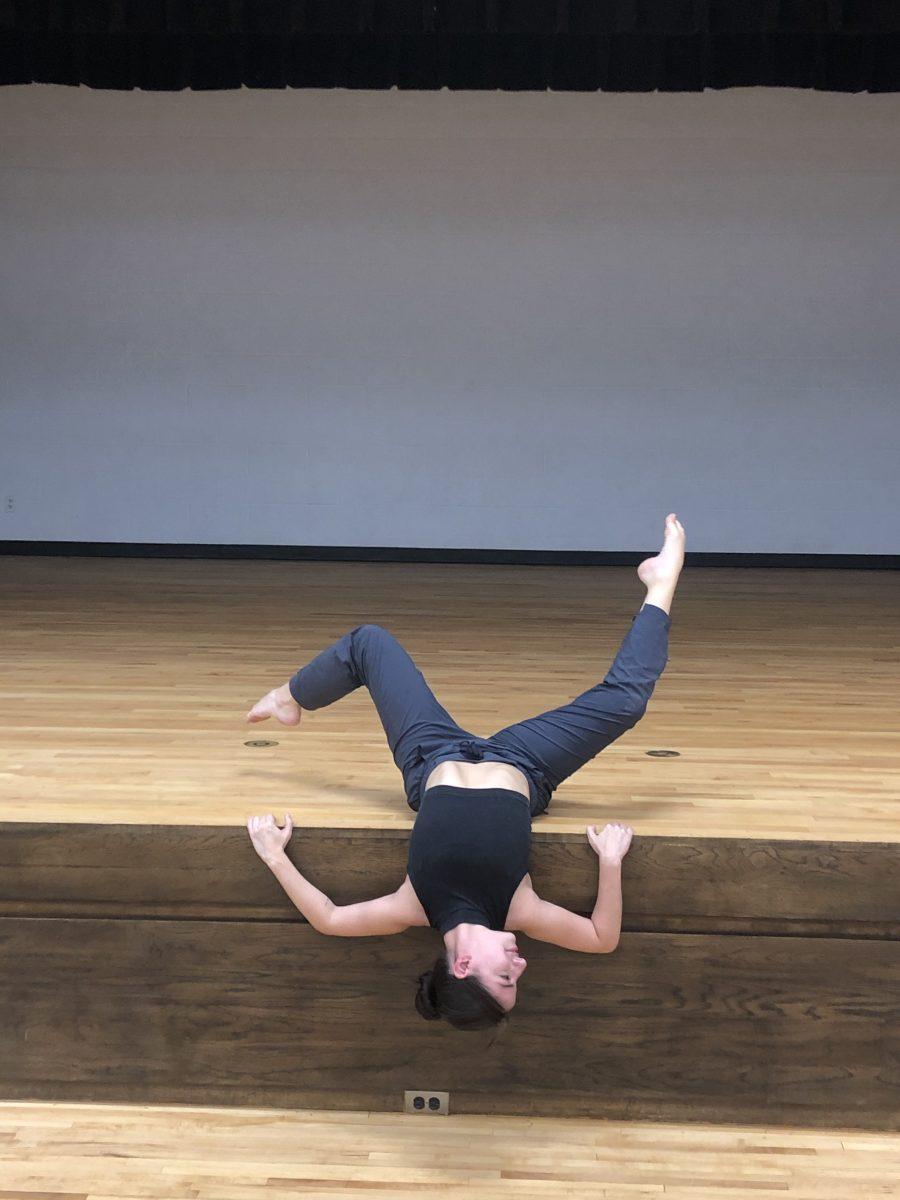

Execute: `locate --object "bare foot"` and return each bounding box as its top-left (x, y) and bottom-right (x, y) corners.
top-left (637, 513), bottom-right (686, 589)
top-left (247, 683), bottom-right (302, 727)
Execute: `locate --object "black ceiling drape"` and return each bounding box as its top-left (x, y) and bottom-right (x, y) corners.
top-left (2, 1), bottom-right (898, 92)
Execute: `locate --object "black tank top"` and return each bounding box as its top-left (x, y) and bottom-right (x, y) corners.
top-left (407, 785), bottom-right (532, 934)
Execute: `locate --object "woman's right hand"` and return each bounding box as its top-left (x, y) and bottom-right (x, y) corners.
top-left (587, 822), bottom-right (633, 864)
top-left (247, 813), bottom-right (293, 865)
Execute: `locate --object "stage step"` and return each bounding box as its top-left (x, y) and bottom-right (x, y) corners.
top-left (1, 823), bottom-right (898, 1129)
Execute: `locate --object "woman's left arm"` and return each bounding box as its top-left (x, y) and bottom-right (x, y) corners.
top-left (248, 812), bottom-right (335, 933)
top-left (247, 813), bottom-right (411, 936)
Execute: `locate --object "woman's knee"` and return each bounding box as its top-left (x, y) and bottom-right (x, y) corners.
top-left (347, 623), bottom-right (390, 659)
top-left (624, 697), bottom-right (650, 725)
top-left (352, 623), bottom-right (392, 643)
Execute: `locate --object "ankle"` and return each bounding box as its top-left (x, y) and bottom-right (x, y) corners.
top-left (643, 585), bottom-right (674, 616)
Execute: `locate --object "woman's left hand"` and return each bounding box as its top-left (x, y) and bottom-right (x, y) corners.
top-left (247, 813), bottom-right (293, 865)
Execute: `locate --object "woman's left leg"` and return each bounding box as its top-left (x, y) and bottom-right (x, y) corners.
top-left (249, 624), bottom-right (474, 805)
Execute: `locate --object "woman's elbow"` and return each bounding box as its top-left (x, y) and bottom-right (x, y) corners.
top-left (304, 904), bottom-right (337, 936)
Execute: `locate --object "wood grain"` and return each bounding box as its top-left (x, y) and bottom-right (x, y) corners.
top-left (2, 556), bottom-right (897, 1133)
top-left (1, 822), bottom-right (897, 934)
top-left (1, 917), bottom-right (897, 1129)
top-left (3, 1099), bottom-right (899, 1200)
top-left (1, 556), bottom-right (898, 842)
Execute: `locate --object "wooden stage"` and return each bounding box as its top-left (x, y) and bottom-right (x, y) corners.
top-left (1, 555), bottom-right (898, 1130)
top-left (4, 1100), bottom-right (899, 1200)
top-left (1, 555), bottom-right (898, 840)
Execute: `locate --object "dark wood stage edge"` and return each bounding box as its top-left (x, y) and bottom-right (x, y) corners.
top-left (2, 823), bottom-right (898, 1129)
top-left (2, 824), bottom-right (898, 932)
top-left (1, 539), bottom-right (898, 569)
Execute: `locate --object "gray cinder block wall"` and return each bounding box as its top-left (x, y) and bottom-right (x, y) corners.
top-left (1, 86), bottom-right (898, 552)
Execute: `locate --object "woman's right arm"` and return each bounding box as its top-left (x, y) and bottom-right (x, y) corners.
top-left (515, 823), bottom-right (632, 953)
top-left (248, 814), bottom-right (410, 936)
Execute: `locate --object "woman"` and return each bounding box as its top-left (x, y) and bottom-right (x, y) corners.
top-left (247, 514), bottom-right (685, 1031)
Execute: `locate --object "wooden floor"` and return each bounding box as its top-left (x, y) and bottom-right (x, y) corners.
top-left (1, 556), bottom-right (898, 841)
top-left (1, 1100), bottom-right (898, 1199)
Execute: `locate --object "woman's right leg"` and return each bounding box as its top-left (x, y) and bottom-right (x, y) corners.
top-left (489, 515), bottom-right (685, 810)
top-left (490, 604), bottom-right (670, 796)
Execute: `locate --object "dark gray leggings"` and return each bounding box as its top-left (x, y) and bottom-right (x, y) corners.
top-left (289, 604), bottom-right (670, 818)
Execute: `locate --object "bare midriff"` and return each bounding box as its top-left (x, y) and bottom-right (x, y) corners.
top-left (424, 759), bottom-right (531, 800)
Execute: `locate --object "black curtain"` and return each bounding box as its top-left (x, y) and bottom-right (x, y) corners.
top-left (1, 1), bottom-right (898, 92)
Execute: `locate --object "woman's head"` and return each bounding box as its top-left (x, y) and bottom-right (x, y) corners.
top-left (415, 954), bottom-right (507, 1030)
top-left (415, 926), bottom-right (528, 1030)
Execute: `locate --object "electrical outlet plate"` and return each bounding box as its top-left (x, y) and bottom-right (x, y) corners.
top-left (403, 1089), bottom-right (449, 1115)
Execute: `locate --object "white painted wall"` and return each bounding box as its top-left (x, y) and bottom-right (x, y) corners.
top-left (1, 85), bottom-right (898, 553)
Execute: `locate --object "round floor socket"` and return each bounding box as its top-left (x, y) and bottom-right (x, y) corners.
top-left (646, 749), bottom-right (680, 757)
top-left (244, 739), bottom-right (279, 748)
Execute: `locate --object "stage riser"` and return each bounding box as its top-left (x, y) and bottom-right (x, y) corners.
top-left (2, 824), bottom-right (898, 931)
top-left (1, 918), bottom-right (897, 1129)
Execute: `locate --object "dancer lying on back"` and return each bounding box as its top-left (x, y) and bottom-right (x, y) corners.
top-left (247, 514), bottom-right (686, 1031)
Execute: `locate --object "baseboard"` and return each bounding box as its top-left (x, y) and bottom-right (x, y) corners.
top-left (0, 541), bottom-right (897, 569)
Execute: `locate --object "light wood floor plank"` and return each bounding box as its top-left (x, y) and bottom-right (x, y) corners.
top-left (1, 1101), bottom-right (899, 1199)
top-left (1, 557), bottom-right (898, 841)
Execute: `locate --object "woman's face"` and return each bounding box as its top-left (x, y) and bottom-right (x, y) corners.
top-left (453, 930), bottom-right (528, 1011)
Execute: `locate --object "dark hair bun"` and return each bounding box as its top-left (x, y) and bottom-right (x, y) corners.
top-left (414, 954), bottom-right (508, 1031)
top-left (415, 969), bottom-right (441, 1021)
